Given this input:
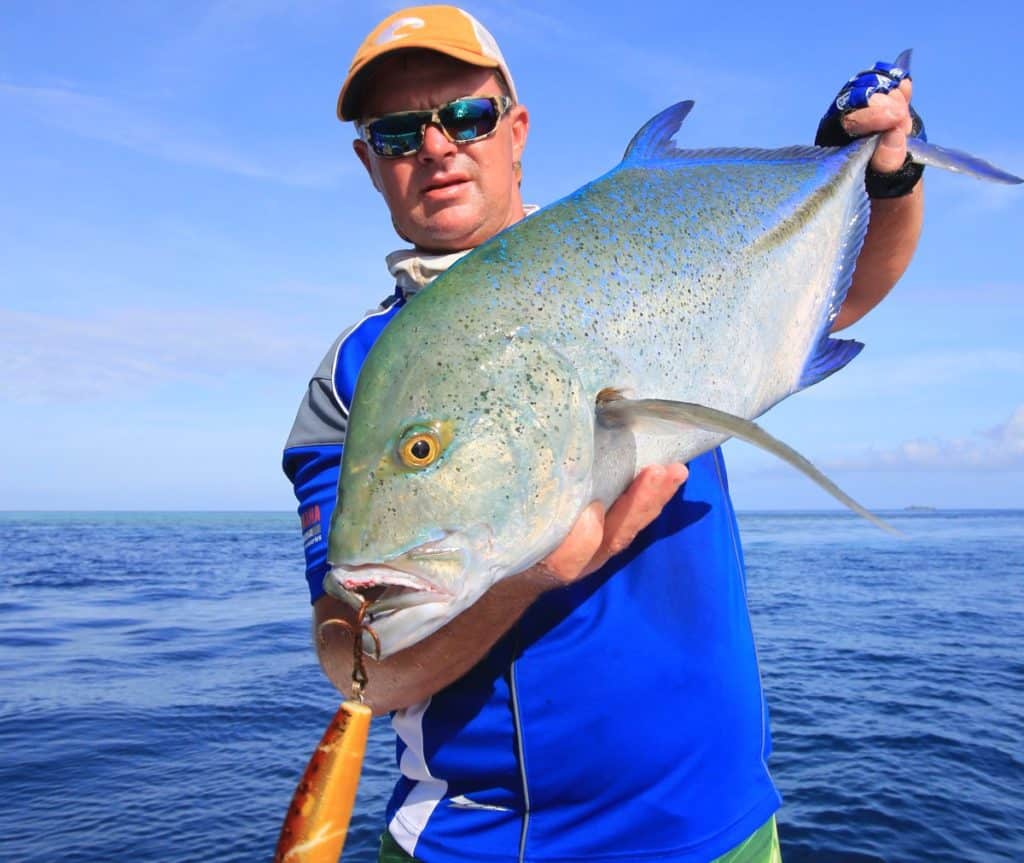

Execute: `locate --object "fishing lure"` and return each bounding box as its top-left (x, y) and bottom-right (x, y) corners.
top-left (274, 603), bottom-right (379, 863)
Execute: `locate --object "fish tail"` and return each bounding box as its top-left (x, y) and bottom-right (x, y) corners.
top-left (892, 48), bottom-right (912, 71)
top-left (877, 48), bottom-right (1020, 184)
top-left (274, 699), bottom-right (372, 863)
top-left (907, 139), bottom-right (1022, 185)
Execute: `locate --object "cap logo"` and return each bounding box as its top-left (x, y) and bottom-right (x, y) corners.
top-left (375, 16), bottom-right (426, 45)
top-left (467, 17), bottom-right (500, 61)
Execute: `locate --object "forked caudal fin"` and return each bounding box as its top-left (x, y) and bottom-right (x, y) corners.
top-left (596, 397), bottom-right (901, 535)
top-left (906, 139), bottom-right (1022, 184)
top-left (892, 48), bottom-right (1020, 184)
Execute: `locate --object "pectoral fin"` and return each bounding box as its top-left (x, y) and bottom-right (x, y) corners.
top-left (596, 396), bottom-right (899, 535)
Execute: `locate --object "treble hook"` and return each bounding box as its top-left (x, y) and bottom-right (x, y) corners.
top-left (318, 599), bottom-right (382, 703)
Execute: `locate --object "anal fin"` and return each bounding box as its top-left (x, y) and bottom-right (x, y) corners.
top-left (799, 337), bottom-right (864, 389)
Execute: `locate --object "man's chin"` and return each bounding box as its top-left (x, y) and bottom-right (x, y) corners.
top-left (407, 213), bottom-right (489, 253)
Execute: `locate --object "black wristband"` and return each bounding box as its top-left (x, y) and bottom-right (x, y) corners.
top-left (864, 106), bottom-right (926, 199)
top-left (864, 152), bottom-right (924, 199)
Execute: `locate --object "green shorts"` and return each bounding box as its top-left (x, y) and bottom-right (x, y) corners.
top-left (378, 816), bottom-right (781, 862)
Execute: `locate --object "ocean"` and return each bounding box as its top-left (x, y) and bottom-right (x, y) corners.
top-left (1, 510), bottom-right (1021, 862)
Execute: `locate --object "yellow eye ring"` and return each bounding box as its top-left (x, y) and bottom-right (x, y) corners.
top-left (399, 431), bottom-right (440, 469)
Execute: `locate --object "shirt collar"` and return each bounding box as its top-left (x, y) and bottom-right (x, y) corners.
top-left (386, 248), bottom-right (470, 296)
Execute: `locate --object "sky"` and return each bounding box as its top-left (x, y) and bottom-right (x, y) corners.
top-left (1, 0), bottom-right (1022, 512)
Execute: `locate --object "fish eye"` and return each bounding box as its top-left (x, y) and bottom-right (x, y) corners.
top-left (398, 430), bottom-right (441, 469)
top-left (392, 421), bottom-right (454, 472)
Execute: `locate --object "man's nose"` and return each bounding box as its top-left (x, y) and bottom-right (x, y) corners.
top-left (417, 123), bottom-right (457, 162)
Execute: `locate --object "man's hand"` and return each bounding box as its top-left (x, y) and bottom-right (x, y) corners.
top-left (314, 462), bottom-right (687, 714)
top-left (816, 60), bottom-right (925, 330)
top-left (531, 463), bottom-right (689, 586)
top-left (815, 60), bottom-right (923, 180)
top-left (842, 78), bottom-right (915, 174)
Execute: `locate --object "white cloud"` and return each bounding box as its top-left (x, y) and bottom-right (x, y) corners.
top-left (0, 307), bottom-right (316, 403)
top-left (827, 406), bottom-right (1024, 471)
top-left (0, 82), bottom-right (345, 187)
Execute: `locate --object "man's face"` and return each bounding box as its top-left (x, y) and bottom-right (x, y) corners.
top-left (353, 51), bottom-right (529, 253)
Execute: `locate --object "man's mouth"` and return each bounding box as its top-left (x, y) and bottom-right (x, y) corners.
top-left (421, 174), bottom-right (469, 197)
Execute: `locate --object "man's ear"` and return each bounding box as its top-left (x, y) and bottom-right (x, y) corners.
top-left (509, 104), bottom-right (529, 163)
top-left (353, 139), bottom-right (382, 193)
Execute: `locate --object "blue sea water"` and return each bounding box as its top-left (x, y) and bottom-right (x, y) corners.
top-left (1, 510), bottom-right (1021, 862)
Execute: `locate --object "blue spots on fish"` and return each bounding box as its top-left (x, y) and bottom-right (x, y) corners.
top-left (613, 98), bottom-right (882, 397)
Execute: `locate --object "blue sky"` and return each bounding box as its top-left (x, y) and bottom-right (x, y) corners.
top-left (2, 0), bottom-right (1021, 512)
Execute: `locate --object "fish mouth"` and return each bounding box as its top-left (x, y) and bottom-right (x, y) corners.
top-left (325, 536), bottom-right (465, 615)
top-left (327, 564), bottom-right (448, 612)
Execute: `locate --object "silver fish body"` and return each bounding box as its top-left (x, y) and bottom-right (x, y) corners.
top-left (325, 100), bottom-right (1020, 656)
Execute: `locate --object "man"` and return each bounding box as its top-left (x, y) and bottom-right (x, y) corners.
top-left (283, 6), bottom-right (923, 862)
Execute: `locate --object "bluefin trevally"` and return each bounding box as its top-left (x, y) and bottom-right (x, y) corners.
top-left (324, 89), bottom-right (1021, 657)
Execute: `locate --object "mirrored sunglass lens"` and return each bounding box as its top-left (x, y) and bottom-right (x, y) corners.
top-left (439, 98), bottom-right (498, 141)
top-left (369, 114), bottom-right (426, 156)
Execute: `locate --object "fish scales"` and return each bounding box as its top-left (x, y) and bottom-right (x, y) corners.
top-left (326, 99), bottom-right (1020, 656)
top-left (374, 146), bottom-right (867, 432)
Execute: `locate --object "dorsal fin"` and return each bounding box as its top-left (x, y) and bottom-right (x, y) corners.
top-left (622, 101), bottom-right (694, 163)
top-left (623, 100), bottom-right (847, 168)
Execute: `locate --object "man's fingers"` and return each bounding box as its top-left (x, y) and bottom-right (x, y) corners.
top-left (898, 77), bottom-right (913, 105)
top-left (592, 463), bottom-right (688, 565)
top-left (537, 463), bottom-right (688, 585)
top-left (839, 87), bottom-right (913, 173)
top-left (537, 501), bottom-right (605, 584)
top-left (869, 127), bottom-right (909, 173)
top-left (842, 89), bottom-right (910, 138)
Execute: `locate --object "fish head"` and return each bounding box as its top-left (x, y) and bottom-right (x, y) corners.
top-left (326, 330), bottom-right (595, 656)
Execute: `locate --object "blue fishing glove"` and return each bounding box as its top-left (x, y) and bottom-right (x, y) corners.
top-left (815, 60), bottom-right (926, 198)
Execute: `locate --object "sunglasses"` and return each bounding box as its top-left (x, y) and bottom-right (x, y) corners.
top-left (358, 95), bottom-right (513, 158)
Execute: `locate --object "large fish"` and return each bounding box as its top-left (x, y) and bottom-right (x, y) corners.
top-left (324, 96), bottom-right (1020, 658)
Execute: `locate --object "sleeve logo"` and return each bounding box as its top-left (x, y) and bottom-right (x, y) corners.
top-left (300, 504), bottom-right (322, 549)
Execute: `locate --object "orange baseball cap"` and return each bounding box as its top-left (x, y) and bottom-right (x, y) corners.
top-left (337, 5), bottom-right (518, 122)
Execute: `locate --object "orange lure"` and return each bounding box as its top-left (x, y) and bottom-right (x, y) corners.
top-left (274, 698), bottom-right (372, 863)
top-left (275, 603), bottom-right (379, 863)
